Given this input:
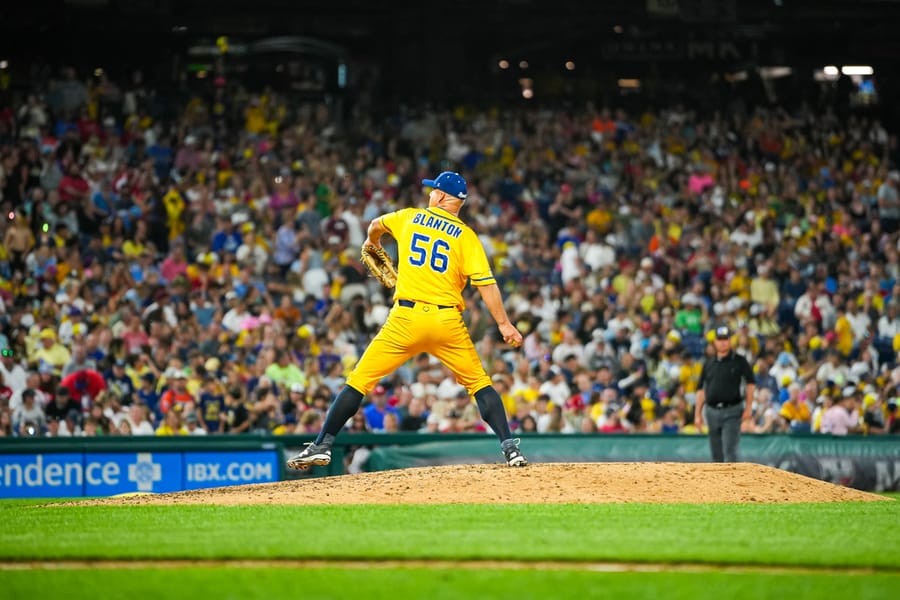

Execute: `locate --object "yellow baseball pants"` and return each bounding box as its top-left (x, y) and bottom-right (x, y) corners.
top-left (346, 300), bottom-right (491, 395)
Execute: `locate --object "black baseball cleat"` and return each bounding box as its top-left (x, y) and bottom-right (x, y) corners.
top-left (286, 442), bottom-right (332, 470)
top-left (501, 438), bottom-right (528, 467)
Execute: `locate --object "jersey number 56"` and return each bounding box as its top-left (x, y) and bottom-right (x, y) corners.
top-left (409, 233), bottom-right (450, 274)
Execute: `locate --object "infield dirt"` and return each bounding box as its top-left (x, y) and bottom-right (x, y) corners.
top-left (82, 462), bottom-right (888, 506)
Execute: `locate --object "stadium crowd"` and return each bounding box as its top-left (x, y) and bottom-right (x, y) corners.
top-left (1, 66), bottom-right (899, 441)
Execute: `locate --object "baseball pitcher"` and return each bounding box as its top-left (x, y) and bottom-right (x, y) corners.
top-left (288, 171), bottom-right (528, 469)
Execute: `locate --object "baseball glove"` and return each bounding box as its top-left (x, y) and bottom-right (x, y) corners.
top-left (361, 244), bottom-right (398, 288)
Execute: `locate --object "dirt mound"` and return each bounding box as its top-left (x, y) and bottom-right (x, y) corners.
top-left (80, 462), bottom-right (888, 506)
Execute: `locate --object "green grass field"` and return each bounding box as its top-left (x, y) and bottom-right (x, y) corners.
top-left (1, 495), bottom-right (899, 599)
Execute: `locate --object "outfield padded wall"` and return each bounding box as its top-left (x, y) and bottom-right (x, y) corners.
top-left (0, 434), bottom-right (898, 495)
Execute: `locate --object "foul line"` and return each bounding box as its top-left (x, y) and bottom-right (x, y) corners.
top-left (0, 559), bottom-right (895, 575)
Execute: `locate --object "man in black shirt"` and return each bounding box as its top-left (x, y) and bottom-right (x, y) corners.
top-left (44, 386), bottom-right (82, 423)
top-left (695, 326), bottom-right (755, 462)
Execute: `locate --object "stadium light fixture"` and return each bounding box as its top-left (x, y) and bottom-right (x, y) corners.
top-left (0, 60), bottom-right (7, 70)
top-left (498, 59), bottom-right (509, 70)
top-left (758, 66), bottom-right (792, 79)
top-left (823, 65), bottom-right (839, 76)
top-left (841, 66), bottom-right (874, 76)
top-left (565, 61), bottom-right (575, 71)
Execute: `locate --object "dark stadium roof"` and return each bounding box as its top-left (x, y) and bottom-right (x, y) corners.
top-left (5, 0), bottom-right (900, 52)
top-left (3, 1), bottom-right (899, 105)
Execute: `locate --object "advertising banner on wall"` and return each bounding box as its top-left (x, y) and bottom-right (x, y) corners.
top-left (0, 450), bottom-right (279, 498)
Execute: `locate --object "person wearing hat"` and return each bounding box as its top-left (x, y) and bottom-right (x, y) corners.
top-left (196, 373), bottom-right (225, 433)
top-left (104, 358), bottom-right (136, 402)
top-left (136, 373), bottom-right (161, 422)
top-left (862, 393), bottom-right (887, 434)
top-left (184, 411), bottom-right (207, 436)
top-left (281, 382), bottom-right (308, 424)
top-left (449, 388), bottom-right (481, 431)
top-left (362, 385), bottom-right (401, 432)
top-left (585, 330), bottom-right (616, 371)
top-left (44, 384), bottom-right (82, 423)
top-left (159, 369), bottom-right (194, 415)
top-left (29, 329), bottom-right (71, 374)
top-left (142, 287), bottom-right (178, 328)
top-left (694, 325), bottom-right (755, 462)
top-left (635, 256), bottom-right (664, 291)
top-left (58, 305), bottom-right (87, 346)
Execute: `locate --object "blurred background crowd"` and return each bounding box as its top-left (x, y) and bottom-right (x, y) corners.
top-left (1, 64), bottom-right (900, 441)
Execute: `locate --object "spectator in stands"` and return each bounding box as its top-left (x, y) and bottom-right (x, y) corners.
top-left (156, 408), bottom-right (187, 436)
top-left (0, 348), bottom-right (27, 402)
top-left (195, 372), bottom-right (223, 432)
top-left (265, 349), bottom-right (307, 389)
top-left (44, 385), bottom-right (80, 423)
top-left (862, 393), bottom-right (888, 434)
top-left (30, 329), bottom-right (70, 374)
top-left (12, 388), bottom-right (45, 435)
top-left (399, 395), bottom-right (428, 432)
top-left (0, 372), bottom-right (12, 408)
top-left (779, 383), bottom-right (812, 433)
top-left (221, 385), bottom-right (251, 434)
top-left (184, 412), bottom-right (207, 436)
top-left (127, 403), bottom-right (156, 436)
top-left (821, 387), bottom-right (862, 435)
top-left (159, 369), bottom-right (193, 415)
top-left (60, 409), bottom-right (82, 437)
top-left (363, 385), bottom-right (400, 432)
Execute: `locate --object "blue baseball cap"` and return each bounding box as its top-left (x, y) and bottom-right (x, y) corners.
top-left (422, 171), bottom-right (468, 200)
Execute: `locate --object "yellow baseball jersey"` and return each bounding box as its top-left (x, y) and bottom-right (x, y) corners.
top-left (381, 207), bottom-right (496, 307)
top-left (345, 206), bottom-right (496, 396)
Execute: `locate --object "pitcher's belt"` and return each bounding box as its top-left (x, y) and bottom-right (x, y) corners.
top-left (397, 299), bottom-right (454, 310)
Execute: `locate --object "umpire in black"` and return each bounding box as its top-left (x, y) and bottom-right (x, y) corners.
top-left (694, 325), bottom-right (755, 462)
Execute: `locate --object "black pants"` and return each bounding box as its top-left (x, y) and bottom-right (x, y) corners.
top-left (703, 403), bottom-right (743, 462)
top-left (8, 250), bottom-right (26, 275)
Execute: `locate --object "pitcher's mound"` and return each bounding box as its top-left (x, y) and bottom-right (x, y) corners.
top-left (87, 462), bottom-right (889, 506)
